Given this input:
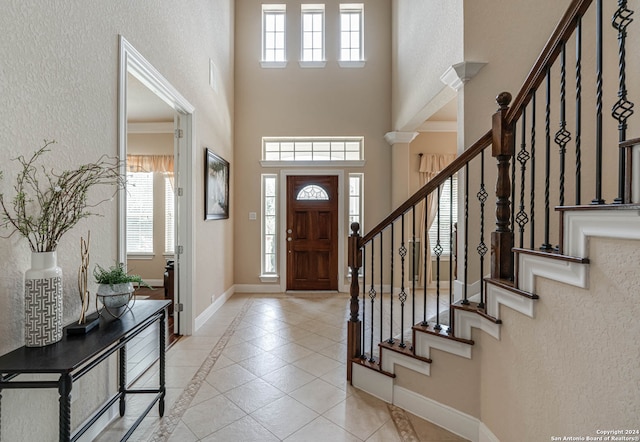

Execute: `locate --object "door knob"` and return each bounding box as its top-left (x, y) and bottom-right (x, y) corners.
top-left (287, 229), bottom-right (292, 234)
top-left (287, 237), bottom-right (292, 241)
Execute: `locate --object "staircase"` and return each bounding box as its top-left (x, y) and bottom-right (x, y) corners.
top-left (345, 1), bottom-right (640, 440)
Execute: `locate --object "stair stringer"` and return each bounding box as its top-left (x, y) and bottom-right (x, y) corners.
top-left (453, 308), bottom-right (501, 341)
top-left (485, 283), bottom-right (536, 319)
top-left (381, 348), bottom-right (431, 377)
top-left (519, 209), bottom-right (640, 294)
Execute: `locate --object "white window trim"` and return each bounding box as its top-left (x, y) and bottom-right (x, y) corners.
top-left (260, 160), bottom-right (365, 168)
top-left (300, 4), bottom-right (325, 66)
top-left (261, 174), bottom-right (279, 278)
top-left (339, 3), bottom-right (365, 65)
top-left (262, 136), bottom-right (365, 162)
top-left (262, 4), bottom-right (287, 67)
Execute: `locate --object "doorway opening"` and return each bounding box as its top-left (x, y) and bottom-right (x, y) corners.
top-left (118, 36), bottom-right (196, 348)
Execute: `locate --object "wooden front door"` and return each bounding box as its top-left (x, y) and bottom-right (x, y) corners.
top-left (286, 175), bottom-right (339, 291)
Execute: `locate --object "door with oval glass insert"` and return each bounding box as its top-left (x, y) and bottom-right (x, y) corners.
top-left (286, 175), bottom-right (338, 290)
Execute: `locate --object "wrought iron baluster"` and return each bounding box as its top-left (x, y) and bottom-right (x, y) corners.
top-left (388, 224), bottom-right (394, 344)
top-left (434, 186), bottom-right (443, 330)
top-left (516, 107), bottom-right (530, 248)
top-left (361, 246), bottom-right (366, 359)
top-left (379, 232), bottom-right (384, 345)
top-left (575, 16), bottom-right (583, 205)
top-left (422, 195), bottom-right (429, 325)
top-left (477, 151), bottom-right (488, 309)
top-left (593, 0), bottom-right (605, 205)
top-left (555, 43), bottom-right (571, 208)
top-left (412, 206), bottom-right (416, 334)
top-left (463, 163), bottom-right (470, 305)
top-left (542, 69), bottom-right (552, 251)
top-left (530, 93), bottom-right (537, 249)
top-left (511, 146), bottom-right (516, 233)
top-left (399, 215), bottom-right (407, 348)
top-left (368, 241), bottom-right (376, 362)
top-left (612, 0), bottom-right (635, 204)
top-left (448, 175), bottom-right (454, 331)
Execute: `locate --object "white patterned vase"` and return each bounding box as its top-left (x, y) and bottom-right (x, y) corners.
top-left (24, 251), bottom-right (63, 347)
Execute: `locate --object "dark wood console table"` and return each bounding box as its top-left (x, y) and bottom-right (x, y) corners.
top-left (0, 300), bottom-right (170, 442)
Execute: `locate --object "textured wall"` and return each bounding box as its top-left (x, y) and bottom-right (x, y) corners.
top-left (391, 0), bottom-right (463, 132)
top-left (0, 1), bottom-right (233, 439)
top-left (480, 237), bottom-right (640, 439)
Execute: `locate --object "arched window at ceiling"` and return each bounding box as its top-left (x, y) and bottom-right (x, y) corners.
top-left (296, 184), bottom-right (329, 200)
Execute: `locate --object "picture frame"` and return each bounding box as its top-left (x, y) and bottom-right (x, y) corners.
top-left (204, 148), bottom-right (229, 220)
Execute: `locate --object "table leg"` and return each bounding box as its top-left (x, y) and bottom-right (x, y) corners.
top-left (58, 373), bottom-right (72, 442)
top-left (119, 339), bottom-right (126, 417)
top-left (159, 308), bottom-right (166, 417)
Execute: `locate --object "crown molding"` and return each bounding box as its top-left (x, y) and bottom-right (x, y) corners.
top-left (440, 61), bottom-right (487, 91)
top-left (384, 131), bottom-right (419, 146)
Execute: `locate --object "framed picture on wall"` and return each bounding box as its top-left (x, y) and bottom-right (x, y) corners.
top-left (205, 148), bottom-right (229, 220)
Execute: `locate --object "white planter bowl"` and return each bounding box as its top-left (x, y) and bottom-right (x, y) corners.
top-left (97, 282), bottom-right (135, 315)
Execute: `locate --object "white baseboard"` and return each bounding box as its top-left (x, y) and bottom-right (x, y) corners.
top-left (194, 286), bottom-right (235, 331)
top-left (393, 386), bottom-right (481, 442)
top-left (146, 279), bottom-right (164, 287)
top-left (351, 362), bottom-right (393, 403)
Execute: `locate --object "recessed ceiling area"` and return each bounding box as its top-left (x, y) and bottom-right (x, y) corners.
top-left (127, 74), bottom-right (175, 123)
top-left (417, 97), bottom-right (457, 132)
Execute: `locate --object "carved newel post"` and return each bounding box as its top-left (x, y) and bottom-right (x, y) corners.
top-left (491, 92), bottom-right (515, 280)
top-left (347, 222), bottom-right (362, 382)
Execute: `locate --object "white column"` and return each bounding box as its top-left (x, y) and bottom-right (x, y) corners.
top-left (385, 131), bottom-right (419, 208)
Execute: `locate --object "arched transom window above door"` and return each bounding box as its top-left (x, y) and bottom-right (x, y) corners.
top-left (296, 184), bottom-right (329, 200)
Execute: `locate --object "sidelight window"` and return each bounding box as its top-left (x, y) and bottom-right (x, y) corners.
top-left (262, 174), bottom-right (278, 276)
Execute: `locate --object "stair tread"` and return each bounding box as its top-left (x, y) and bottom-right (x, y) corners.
top-left (380, 340), bottom-right (432, 363)
top-left (485, 277), bottom-right (540, 300)
top-left (412, 322), bottom-right (474, 345)
top-left (513, 247), bottom-right (589, 264)
top-left (452, 301), bottom-right (503, 324)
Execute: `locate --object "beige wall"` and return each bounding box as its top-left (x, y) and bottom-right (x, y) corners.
top-left (0, 1), bottom-right (233, 439)
top-left (234, 0), bottom-right (392, 287)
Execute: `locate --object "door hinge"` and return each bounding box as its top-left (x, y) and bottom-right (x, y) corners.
top-left (177, 245), bottom-right (184, 254)
top-left (175, 303), bottom-right (184, 312)
top-left (175, 129), bottom-right (184, 139)
top-left (177, 187), bottom-right (184, 197)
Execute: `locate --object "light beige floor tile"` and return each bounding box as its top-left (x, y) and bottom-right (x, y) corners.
top-left (315, 325), bottom-right (348, 342)
top-left (261, 364), bottom-right (316, 393)
top-left (318, 341), bottom-right (348, 362)
top-left (211, 354), bottom-right (235, 371)
top-left (285, 416), bottom-right (363, 442)
top-left (238, 351), bottom-right (289, 377)
top-left (174, 335), bottom-right (223, 350)
top-left (275, 325), bottom-right (314, 342)
top-left (221, 340), bottom-right (265, 362)
top-left (293, 352), bottom-right (343, 377)
top-left (166, 348), bottom-right (212, 367)
top-left (247, 332), bottom-right (291, 351)
top-left (250, 395), bottom-right (319, 439)
top-left (319, 364), bottom-right (351, 391)
top-left (295, 333), bottom-right (337, 351)
top-left (224, 377), bottom-right (286, 413)
top-left (181, 395), bottom-right (246, 439)
top-left (323, 392), bottom-right (392, 440)
top-left (144, 365), bottom-right (198, 389)
top-left (269, 342), bottom-right (315, 363)
top-left (365, 419), bottom-right (403, 442)
top-left (205, 363), bottom-right (257, 393)
top-left (201, 415), bottom-right (280, 442)
top-left (290, 378), bottom-right (349, 413)
top-left (167, 420), bottom-right (199, 442)
top-left (190, 381), bottom-right (221, 407)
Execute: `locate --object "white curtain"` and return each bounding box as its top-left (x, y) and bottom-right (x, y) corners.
top-left (418, 153), bottom-right (456, 285)
top-left (127, 154), bottom-right (174, 173)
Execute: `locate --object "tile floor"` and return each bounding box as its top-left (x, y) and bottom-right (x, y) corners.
top-left (96, 293), bottom-right (467, 442)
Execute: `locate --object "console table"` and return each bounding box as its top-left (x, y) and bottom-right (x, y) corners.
top-left (0, 299), bottom-right (170, 442)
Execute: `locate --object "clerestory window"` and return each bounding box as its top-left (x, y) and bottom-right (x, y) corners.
top-left (300, 4), bottom-right (325, 66)
top-left (262, 4), bottom-right (287, 66)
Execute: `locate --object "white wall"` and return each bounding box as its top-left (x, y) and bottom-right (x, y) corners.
top-left (0, 1), bottom-right (233, 439)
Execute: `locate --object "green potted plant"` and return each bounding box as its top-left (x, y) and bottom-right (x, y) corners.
top-left (93, 262), bottom-right (152, 317)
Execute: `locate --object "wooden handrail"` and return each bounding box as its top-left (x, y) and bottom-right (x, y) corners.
top-left (506, 0), bottom-right (593, 125)
top-left (362, 130), bottom-right (493, 244)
